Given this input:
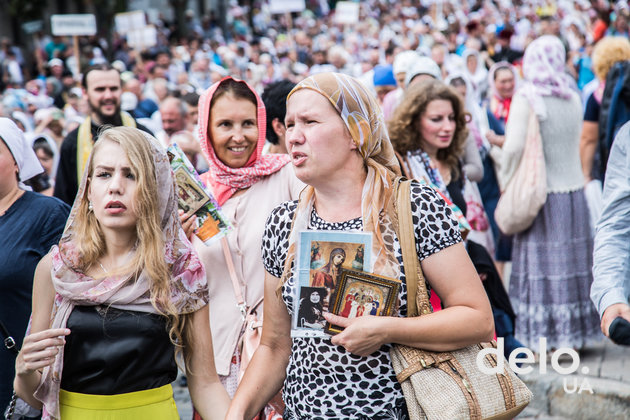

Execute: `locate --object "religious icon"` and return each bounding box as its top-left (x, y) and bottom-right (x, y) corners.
top-left (325, 269), bottom-right (400, 335)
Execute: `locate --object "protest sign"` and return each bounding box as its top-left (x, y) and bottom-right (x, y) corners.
top-left (51, 14), bottom-right (97, 36)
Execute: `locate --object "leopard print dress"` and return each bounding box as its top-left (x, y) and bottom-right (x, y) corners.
top-left (262, 182), bottom-right (462, 419)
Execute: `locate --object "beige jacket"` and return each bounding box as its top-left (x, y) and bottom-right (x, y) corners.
top-left (193, 164), bottom-right (304, 376)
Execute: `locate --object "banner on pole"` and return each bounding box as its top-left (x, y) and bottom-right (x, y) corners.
top-left (335, 2), bottom-right (360, 25)
top-left (51, 14), bottom-right (97, 36)
top-left (269, 0), bottom-right (306, 14)
top-left (115, 11), bottom-right (146, 35)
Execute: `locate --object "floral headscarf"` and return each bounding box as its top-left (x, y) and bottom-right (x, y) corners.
top-left (35, 128), bottom-right (208, 419)
top-left (519, 35), bottom-right (574, 120)
top-left (197, 76), bottom-right (290, 205)
top-left (281, 73), bottom-right (402, 286)
top-left (487, 61), bottom-right (518, 123)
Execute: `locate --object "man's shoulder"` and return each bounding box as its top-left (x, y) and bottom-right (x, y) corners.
top-left (613, 121), bottom-right (630, 151)
top-left (60, 126), bottom-right (80, 153)
top-left (136, 122), bottom-right (154, 136)
top-left (62, 116), bottom-right (153, 144)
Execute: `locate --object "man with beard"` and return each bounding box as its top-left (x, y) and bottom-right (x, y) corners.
top-left (53, 64), bottom-right (153, 205)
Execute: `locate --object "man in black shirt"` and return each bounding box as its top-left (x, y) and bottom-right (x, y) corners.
top-left (490, 28), bottom-right (524, 64)
top-left (54, 64), bottom-right (153, 205)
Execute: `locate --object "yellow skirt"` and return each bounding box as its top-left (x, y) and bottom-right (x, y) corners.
top-left (59, 384), bottom-right (179, 420)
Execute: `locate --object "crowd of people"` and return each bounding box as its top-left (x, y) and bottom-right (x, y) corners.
top-left (2, 0), bottom-right (630, 419)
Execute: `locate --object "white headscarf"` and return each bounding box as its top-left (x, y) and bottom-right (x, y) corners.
top-left (0, 117), bottom-right (43, 190)
top-left (27, 132), bottom-right (60, 179)
top-left (461, 49), bottom-right (489, 103)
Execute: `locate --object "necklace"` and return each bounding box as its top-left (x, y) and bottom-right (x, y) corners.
top-left (98, 261), bottom-right (109, 274)
top-left (97, 249), bottom-right (134, 275)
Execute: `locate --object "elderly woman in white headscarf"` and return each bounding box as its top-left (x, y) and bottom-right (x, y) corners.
top-left (23, 133), bottom-right (60, 195)
top-left (461, 49), bottom-right (489, 103)
top-left (0, 118), bottom-right (70, 412)
top-left (382, 50), bottom-right (421, 120)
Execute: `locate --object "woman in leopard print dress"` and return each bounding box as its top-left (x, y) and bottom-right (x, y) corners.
top-left (226, 73), bottom-right (494, 420)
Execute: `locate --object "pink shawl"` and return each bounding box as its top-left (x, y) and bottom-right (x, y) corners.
top-left (197, 76), bottom-right (290, 205)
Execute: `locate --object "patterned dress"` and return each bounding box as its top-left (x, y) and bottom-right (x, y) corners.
top-left (261, 183), bottom-right (462, 419)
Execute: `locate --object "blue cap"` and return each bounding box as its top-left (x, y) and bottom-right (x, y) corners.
top-left (373, 64), bottom-right (396, 87)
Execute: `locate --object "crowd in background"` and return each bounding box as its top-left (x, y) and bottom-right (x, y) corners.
top-left (2, 0), bottom-right (627, 114)
top-left (3, 0), bottom-right (630, 417)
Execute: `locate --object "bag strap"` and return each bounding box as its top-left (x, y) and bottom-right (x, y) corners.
top-left (395, 178), bottom-right (433, 318)
top-left (394, 151), bottom-right (411, 179)
top-left (0, 319), bottom-right (18, 355)
top-left (221, 236), bottom-right (248, 319)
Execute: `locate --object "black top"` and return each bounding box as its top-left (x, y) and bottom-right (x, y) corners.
top-left (53, 120), bottom-right (153, 205)
top-left (446, 166), bottom-right (467, 216)
top-left (0, 191), bottom-right (69, 409)
top-left (583, 92), bottom-right (600, 123)
top-left (61, 305), bottom-right (177, 394)
top-left (490, 48), bottom-right (523, 64)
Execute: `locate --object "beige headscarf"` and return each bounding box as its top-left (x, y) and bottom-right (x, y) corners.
top-left (281, 72), bottom-right (402, 287)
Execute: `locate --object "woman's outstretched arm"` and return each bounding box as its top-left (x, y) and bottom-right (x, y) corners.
top-left (185, 304), bottom-right (230, 419)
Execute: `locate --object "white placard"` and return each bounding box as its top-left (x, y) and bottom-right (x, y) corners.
top-left (269, 0), bottom-right (306, 14)
top-left (51, 14), bottom-right (97, 36)
top-left (115, 11), bottom-right (146, 35)
top-left (335, 1), bottom-right (360, 25)
top-left (126, 25), bottom-right (158, 50)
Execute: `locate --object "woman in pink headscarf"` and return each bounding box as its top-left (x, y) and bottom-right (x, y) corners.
top-left (189, 76), bottom-right (303, 417)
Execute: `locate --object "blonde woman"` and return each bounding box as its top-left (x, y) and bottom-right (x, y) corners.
top-left (14, 127), bottom-right (229, 419)
top-left (579, 36), bottom-right (630, 182)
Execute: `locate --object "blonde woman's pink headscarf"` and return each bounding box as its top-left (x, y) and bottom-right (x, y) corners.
top-left (35, 128), bottom-right (208, 419)
top-left (197, 76), bottom-right (290, 205)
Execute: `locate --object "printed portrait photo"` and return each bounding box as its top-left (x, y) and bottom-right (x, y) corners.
top-left (297, 287), bottom-right (327, 329)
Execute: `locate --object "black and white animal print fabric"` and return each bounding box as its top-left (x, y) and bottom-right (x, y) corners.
top-left (261, 182), bottom-right (461, 419)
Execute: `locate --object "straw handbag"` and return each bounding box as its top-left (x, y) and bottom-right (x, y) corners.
top-left (494, 108), bottom-right (547, 235)
top-left (390, 179), bottom-right (532, 420)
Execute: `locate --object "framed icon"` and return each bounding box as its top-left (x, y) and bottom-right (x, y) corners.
top-left (325, 268), bottom-right (400, 335)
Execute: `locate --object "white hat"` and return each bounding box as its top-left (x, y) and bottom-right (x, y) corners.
top-left (48, 58), bottom-right (63, 68)
top-left (404, 57), bottom-right (442, 87)
top-left (120, 91), bottom-right (138, 112)
top-left (112, 60), bottom-right (127, 73)
top-left (0, 117), bottom-right (44, 189)
top-left (393, 50), bottom-right (421, 75)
